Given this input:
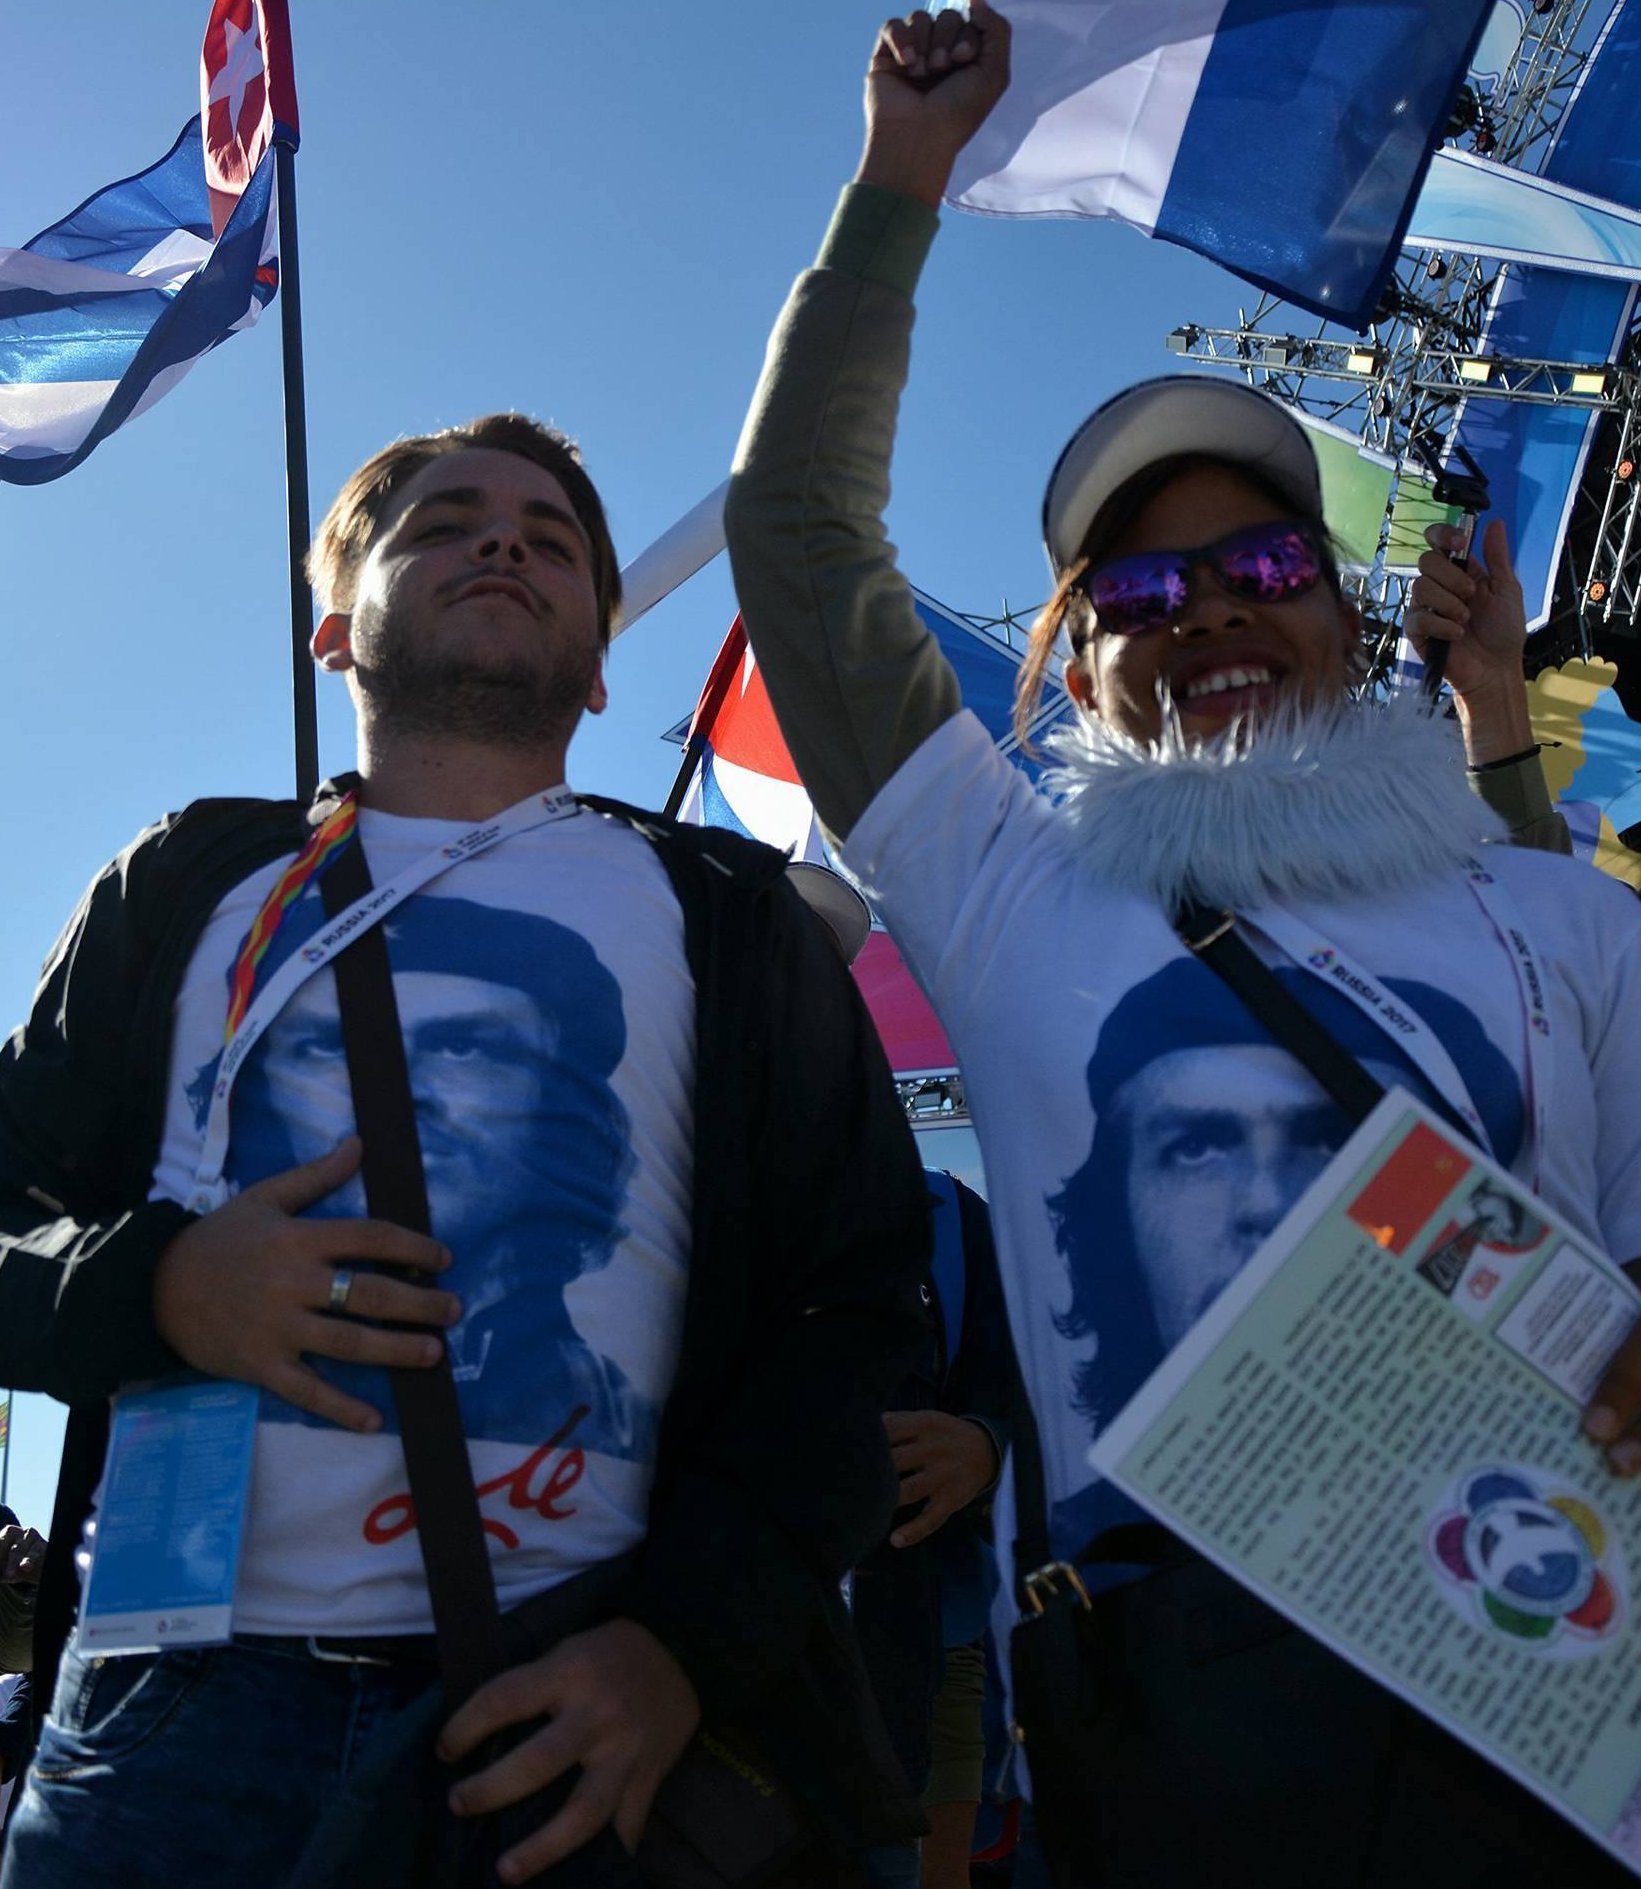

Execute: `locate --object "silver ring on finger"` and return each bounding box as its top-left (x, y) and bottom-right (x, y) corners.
top-left (328, 1266), bottom-right (356, 1315)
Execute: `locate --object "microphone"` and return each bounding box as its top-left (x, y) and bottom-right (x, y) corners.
top-left (1410, 434), bottom-right (1490, 702)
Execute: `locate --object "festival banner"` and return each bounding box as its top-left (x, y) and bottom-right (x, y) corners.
top-left (1449, 1), bottom-right (1641, 631)
top-left (1410, 151), bottom-right (1641, 283)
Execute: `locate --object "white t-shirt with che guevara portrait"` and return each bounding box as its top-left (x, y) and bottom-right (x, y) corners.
top-left (147, 804), bottom-right (695, 1635)
top-left (842, 711), bottom-right (1641, 1580)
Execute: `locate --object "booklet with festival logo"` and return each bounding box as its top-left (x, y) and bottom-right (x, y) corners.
top-left (1089, 1090), bottom-right (1641, 1873)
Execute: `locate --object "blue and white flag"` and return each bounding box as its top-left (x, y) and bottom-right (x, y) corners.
top-left (947, 0), bottom-right (1491, 328)
top-left (0, 117), bottom-right (277, 485)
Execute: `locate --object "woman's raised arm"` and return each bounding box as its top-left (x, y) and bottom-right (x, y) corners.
top-left (724, 6), bottom-right (1011, 840)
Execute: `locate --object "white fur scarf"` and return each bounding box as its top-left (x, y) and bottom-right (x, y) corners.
top-left (1037, 693), bottom-right (1509, 913)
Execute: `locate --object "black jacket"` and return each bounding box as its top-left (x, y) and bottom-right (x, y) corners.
top-left (0, 781), bottom-right (932, 1844)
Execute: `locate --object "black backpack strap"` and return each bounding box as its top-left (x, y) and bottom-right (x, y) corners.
top-left (321, 839), bottom-right (504, 1705)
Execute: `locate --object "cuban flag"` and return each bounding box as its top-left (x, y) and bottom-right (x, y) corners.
top-left (0, 0), bottom-right (293, 484)
top-left (202, 0), bottom-right (299, 236)
top-left (676, 601), bottom-right (1075, 1076)
top-left (677, 617), bottom-right (959, 1075)
top-left (947, 0), bottom-right (1491, 329)
top-left (677, 616), bottom-right (823, 860)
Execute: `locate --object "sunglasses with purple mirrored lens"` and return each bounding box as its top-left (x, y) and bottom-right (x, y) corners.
top-left (1074, 521), bottom-right (1325, 639)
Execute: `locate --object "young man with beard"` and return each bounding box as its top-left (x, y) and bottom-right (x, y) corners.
top-left (0, 414), bottom-right (930, 1887)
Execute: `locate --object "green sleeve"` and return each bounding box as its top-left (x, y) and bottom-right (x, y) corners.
top-left (725, 185), bottom-right (961, 841)
top-left (1468, 748), bottom-right (1573, 855)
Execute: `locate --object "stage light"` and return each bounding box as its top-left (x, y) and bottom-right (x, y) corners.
top-left (1589, 581), bottom-right (1608, 603)
top-left (1260, 341), bottom-right (1295, 368)
top-left (1458, 358), bottom-right (1494, 383)
top-left (1618, 459), bottom-right (1635, 481)
top-left (1446, 86), bottom-right (1480, 140)
top-left (1426, 257), bottom-right (1448, 281)
top-left (1347, 348), bottom-right (1383, 375)
top-left (1570, 369), bottom-right (1611, 396)
top-left (1165, 326), bottom-right (1196, 355)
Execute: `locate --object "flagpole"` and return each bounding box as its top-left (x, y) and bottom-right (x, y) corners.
top-left (662, 738), bottom-right (707, 821)
top-left (275, 134), bottom-right (319, 801)
top-left (663, 616), bottom-right (746, 820)
top-left (1, 1395), bottom-right (11, 1511)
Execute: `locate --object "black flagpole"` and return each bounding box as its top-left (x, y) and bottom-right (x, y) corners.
top-left (275, 134), bottom-right (319, 800)
top-left (662, 736), bottom-right (707, 820)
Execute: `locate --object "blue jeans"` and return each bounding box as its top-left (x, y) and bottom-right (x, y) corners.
top-left (1007, 1808), bottom-right (1056, 1889)
top-left (0, 1637), bottom-right (640, 1889)
top-left (862, 1839), bottom-right (921, 1888)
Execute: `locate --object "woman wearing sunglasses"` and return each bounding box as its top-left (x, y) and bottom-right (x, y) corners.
top-left (725, 7), bottom-right (1641, 1887)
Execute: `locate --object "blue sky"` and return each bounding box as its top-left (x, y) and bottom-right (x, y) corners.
top-left (0, 2), bottom-right (1241, 1531)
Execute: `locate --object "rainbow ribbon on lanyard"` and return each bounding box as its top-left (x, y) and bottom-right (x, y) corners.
top-left (224, 794), bottom-right (359, 1041)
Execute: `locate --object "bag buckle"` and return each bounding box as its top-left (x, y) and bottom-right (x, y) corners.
top-left (1021, 1560), bottom-right (1092, 1618)
top-left (1182, 909), bottom-right (1236, 952)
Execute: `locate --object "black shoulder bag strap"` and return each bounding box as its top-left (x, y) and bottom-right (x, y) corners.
top-left (1174, 900), bottom-right (1391, 1125)
top-left (1011, 909), bottom-right (1388, 1568)
top-left (1175, 900), bottom-right (1485, 1147)
top-left (320, 838), bottom-right (504, 1705)
top-left (1015, 900), bottom-right (1484, 1586)
top-left (1014, 903), bottom-right (1408, 1588)
top-left (1008, 903), bottom-right (1443, 1885)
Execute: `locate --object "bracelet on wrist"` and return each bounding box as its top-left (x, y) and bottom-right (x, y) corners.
top-left (1467, 743), bottom-right (1541, 776)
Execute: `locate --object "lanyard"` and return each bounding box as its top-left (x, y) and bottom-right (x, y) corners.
top-left (1459, 856), bottom-right (1553, 1188)
top-left (188, 783), bottom-right (581, 1212)
top-left (225, 797), bottom-right (359, 1041)
top-left (1245, 864), bottom-right (1549, 1185)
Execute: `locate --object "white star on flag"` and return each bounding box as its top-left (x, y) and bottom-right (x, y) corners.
top-left (208, 15), bottom-right (264, 138)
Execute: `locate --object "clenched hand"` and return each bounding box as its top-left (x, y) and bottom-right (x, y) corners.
top-left (439, 1618), bottom-right (701, 1884)
top-left (0, 1524), bottom-right (45, 1588)
top-left (858, 2), bottom-right (1012, 211)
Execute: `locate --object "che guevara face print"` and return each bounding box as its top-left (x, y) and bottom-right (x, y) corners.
top-left (193, 889), bottom-right (655, 1459)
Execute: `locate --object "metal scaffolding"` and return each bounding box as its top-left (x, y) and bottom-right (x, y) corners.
top-left (897, 1073), bottom-right (971, 1128)
top-left (1159, 0), bottom-right (1641, 681)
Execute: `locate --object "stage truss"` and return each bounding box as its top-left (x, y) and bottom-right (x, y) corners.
top-left (1161, 0), bottom-right (1641, 687)
top-left (897, 1072), bottom-right (971, 1130)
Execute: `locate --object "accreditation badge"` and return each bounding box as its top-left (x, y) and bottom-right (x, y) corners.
top-left (79, 1377), bottom-right (259, 1655)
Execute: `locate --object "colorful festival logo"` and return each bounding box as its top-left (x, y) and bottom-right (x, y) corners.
top-left (1430, 1467), bottom-right (1621, 1652)
top-left (1308, 947), bottom-right (1335, 970)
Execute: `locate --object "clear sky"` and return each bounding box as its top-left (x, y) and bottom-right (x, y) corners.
top-left (0, 2), bottom-right (1243, 1532)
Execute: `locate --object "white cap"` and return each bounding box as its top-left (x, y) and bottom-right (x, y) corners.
top-left (1042, 376), bottom-right (1323, 573)
top-left (785, 861), bottom-right (872, 966)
